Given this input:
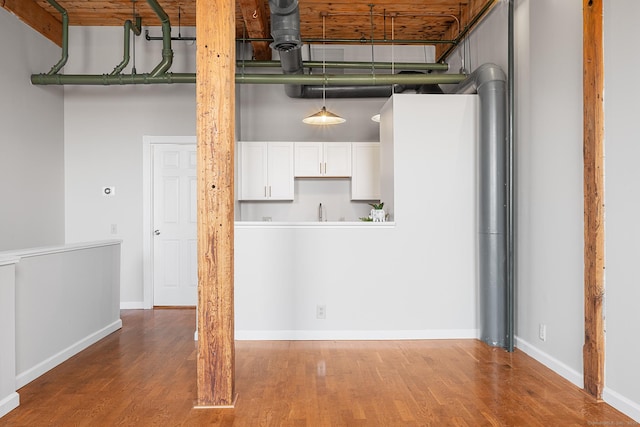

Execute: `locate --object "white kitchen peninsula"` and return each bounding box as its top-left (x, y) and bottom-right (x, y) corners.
top-left (234, 94), bottom-right (479, 341)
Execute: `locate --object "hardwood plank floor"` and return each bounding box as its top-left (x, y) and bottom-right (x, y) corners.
top-left (1, 309), bottom-right (635, 426)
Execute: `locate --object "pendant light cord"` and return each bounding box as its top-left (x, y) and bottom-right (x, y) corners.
top-left (322, 14), bottom-right (326, 107)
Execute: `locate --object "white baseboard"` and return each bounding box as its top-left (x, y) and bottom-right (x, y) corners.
top-left (16, 319), bottom-right (122, 389)
top-left (235, 329), bottom-right (479, 341)
top-left (603, 387), bottom-right (640, 423)
top-left (515, 336), bottom-right (583, 388)
top-left (0, 392), bottom-right (19, 418)
top-left (120, 302), bottom-right (146, 309)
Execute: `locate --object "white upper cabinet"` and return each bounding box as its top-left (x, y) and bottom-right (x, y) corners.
top-left (351, 143), bottom-right (380, 200)
top-left (238, 142), bottom-right (294, 200)
top-left (294, 142), bottom-right (352, 177)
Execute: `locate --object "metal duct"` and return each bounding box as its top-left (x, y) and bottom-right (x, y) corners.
top-left (456, 63), bottom-right (507, 348)
top-left (268, 0), bottom-right (409, 99)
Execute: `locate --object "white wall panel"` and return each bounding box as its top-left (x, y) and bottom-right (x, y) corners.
top-left (0, 9), bottom-right (65, 251)
top-left (603, 0), bottom-right (640, 420)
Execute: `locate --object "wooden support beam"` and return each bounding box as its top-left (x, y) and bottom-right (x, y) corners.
top-left (583, 0), bottom-right (605, 401)
top-left (2, 0), bottom-right (62, 46)
top-left (195, 0), bottom-right (236, 408)
top-left (238, 0), bottom-right (271, 60)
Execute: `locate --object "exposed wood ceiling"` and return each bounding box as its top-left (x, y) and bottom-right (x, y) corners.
top-left (3, 0), bottom-right (497, 61)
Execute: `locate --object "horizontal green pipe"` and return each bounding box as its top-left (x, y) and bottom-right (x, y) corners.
top-left (237, 73), bottom-right (466, 85)
top-left (237, 60), bottom-right (449, 71)
top-left (31, 73), bottom-right (467, 86)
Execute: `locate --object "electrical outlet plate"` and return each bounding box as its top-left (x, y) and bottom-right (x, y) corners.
top-left (539, 323), bottom-right (547, 341)
top-left (316, 304), bottom-right (326, 319)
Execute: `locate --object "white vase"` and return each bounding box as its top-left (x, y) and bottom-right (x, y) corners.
top-left (371, 208), bottom-right (386, 222)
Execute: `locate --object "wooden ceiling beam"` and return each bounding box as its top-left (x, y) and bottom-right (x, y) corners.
top-left (2, 0), bottom-right (62, 46)
top-left (237, 0), bottom-right (271, 60)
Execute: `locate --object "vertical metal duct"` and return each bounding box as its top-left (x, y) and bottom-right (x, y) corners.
top-left (456, 63), bottom-right (508, 348)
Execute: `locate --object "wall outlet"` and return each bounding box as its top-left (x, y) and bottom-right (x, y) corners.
top-left (539, 323), bottom-right (547, 342)
top-left (110, 224), bottom-right (118, 234)
top-left (316, 304), bottom-right (326, 319)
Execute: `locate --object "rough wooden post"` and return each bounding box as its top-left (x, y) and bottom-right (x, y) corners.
top-left (583, 0), bottom-right (605, 400)
top-left (195, 0), bottom-right (235, 407)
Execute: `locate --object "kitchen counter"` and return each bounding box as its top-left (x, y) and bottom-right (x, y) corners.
top-left (235, 221), bottom-right (396, 229)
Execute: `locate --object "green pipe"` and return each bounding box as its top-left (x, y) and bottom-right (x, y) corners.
top-left (236, 73), bottom-right (466, 85)
top-left (237, 60), bottom-right (449, 71)
top-left (46, 0), bottom-right (68, 75)
top-left (146, 0), bottom-right (173, 77)
top-left (110, 18), bottom-right (142, 76)
top-left (31, 72), bottom-right (466, 86)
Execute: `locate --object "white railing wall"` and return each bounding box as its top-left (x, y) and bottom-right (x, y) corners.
top-left (0, 241), bottom-right (122, 418)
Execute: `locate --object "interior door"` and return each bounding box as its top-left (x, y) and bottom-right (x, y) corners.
top-left (153, 144), bottom-right (197, 306)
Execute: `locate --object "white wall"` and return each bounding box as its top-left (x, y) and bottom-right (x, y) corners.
top-left (235, 94), bottom-right (478, 337)
top-left (515, 0), bottom-right (585, 384)
top-left (63, 27), bottom-right (440, 306)
top-left (449, 0), bottom-right (585, 385)
top-left (63, 27), bottom-right (197, 305)
top-left (603, 0), bottom-right (640, 419)
top-left (449, 0), bottom-right (640, 420)
top-left (0, 9), bottom-right (65, 251)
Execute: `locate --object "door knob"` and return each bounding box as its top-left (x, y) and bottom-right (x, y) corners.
top-left (154, 230), bottom-right (161, 236)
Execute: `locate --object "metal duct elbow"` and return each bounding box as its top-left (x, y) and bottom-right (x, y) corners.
top-left (269, 0), bottom-right (302, 52)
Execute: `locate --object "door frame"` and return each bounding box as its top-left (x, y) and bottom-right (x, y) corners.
top-left (142, 135), bottom-right (197, 309)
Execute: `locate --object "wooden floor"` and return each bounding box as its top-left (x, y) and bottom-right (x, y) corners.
top-left (2, 309), bottom-right (635, 426)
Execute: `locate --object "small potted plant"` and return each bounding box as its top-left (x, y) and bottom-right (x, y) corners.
top-left (369, 202), bottom-right (385, 222)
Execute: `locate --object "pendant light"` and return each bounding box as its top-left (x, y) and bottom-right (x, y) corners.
top-left (303, 13), bottom-right (345, 125)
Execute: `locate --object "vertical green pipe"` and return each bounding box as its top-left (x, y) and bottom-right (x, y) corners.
top-left (111, 18), bottom-right (142, 75)
top-left (146, 0), bottom-right (173, 77)
top-left (46, 0), bottom-right (68, 75)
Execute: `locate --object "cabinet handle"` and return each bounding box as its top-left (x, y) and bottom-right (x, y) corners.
top-left (264, 186), bottom-right (267, 197)
top-left (324, 162), bottom-right (327, 174)
top-left (269, 186), bottom-right (272, 197)
top-left (319, 162), bottom-right (322, 174)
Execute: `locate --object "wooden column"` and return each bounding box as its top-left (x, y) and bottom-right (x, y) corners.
top-left (195, 0), bottom-right (236, 407)
top-left (583, 0), bottom-right (605, 400)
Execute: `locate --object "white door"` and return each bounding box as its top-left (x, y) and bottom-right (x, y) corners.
top-left (153, 144), bottom-right (197, 306)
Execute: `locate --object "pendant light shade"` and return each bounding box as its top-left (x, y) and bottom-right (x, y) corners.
top-left (303, 106), bottom-right (346, 125)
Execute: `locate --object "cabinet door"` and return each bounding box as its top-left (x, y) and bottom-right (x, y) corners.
top-left (324, 142), bottom-right (352, 177)
top-left (268, 142), bottom-right (294, 200)
top-left (351, 143), bottom-right (380, 200)
top-left (239, 142), bottom-right (268, 200)
top-left (294, 142), bottom-right (323, 177)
